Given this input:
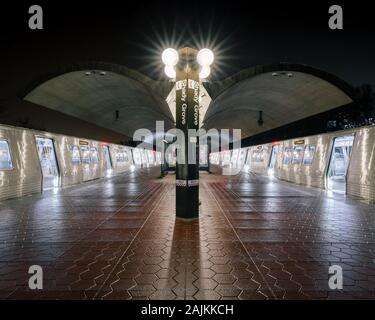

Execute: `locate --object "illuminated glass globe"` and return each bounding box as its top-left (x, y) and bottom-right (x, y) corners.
top-left (199, 66), bottom-right (211, 79)
top-left (164, 65), bottom-right (176, 78)
top-left (197, 48), bottom-right (214, 67)
top-left (162, 48), bottom-right (179, 66)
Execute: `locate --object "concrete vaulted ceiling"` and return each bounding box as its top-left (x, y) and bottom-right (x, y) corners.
top-left (24, 63), bottom-right (175, 139)
top-left (23, 62), bottom-right (355, 141)
top-left (203, 64), bottom-right (355, 138)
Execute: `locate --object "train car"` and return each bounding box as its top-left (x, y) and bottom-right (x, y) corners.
top-left (0, 125), bottom-right (42, 200)
top-left (209, 125), bottom-right (375, 202)
top-left (108, 144), bottom-right (134, 176)
top-left (272, 129), bottom-right (357, 194)
top-left (0, 124), bottom-right (158, 201)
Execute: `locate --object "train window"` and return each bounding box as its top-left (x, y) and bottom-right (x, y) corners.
top-left (303, 145), bottom-right (316, 165)
top-left (116, 150), bottom-right (128, 163)
top-left (80, 146), bottom-right (91, 164)
top-left (116, 151), bottom-right (124, 162)
top-left (0, 140), bottom-right (13, 170)
top-left (283, 147), bottom-right (293, 165)
top-left (252, 150), bottom-right (264, 163)
top-left (90, 147), bottom-right (99, 164)
top-left (292, 146), bottom-right (304, 164)
top-left (71, 146), bottom-right (81, 165)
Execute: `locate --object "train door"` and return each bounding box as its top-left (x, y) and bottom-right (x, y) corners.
top-left (326, 135), bottom-right (354, 194)
top-left (268, 145), bottom-right (279, 176)
top-left (199, 144), bottom-right (208, 170)
top-left (102, 145), bottom-right (112, 176)
top-left (141, 149), bottom-right (148, 167)
top-left (238, 149), bottom-right (246, 169)
top-left (80, 145), bottom-right (91, 181)
top-left (242, 149), bottom-right (250, 171)
top-left (35, 137), bottom-right (60, 190)
top-left (133, 148), bottom-right (142, 166)
top-left (243, 148), bottom-right (252, 171)
top-left (148, 150), bottom-right (156, 166)
top-left (223, 150), bottom-right (231, 166)
top-left (231, 149), bottom-right (239, 168)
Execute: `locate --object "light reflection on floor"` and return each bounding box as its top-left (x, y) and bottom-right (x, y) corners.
top-left (0, 168), bottom-right (374, 299)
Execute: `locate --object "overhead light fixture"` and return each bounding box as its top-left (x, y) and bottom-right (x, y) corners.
top-left (258, 110), bottom-right (264, 127)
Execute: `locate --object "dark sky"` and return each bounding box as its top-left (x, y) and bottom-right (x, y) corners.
top-left (1, 0), bottom-right (375, 88)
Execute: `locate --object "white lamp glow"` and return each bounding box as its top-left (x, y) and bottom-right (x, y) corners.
top-left (197, 48), bottom-right (214, 67)
top-left (199, 66), bottom-right (211, 79)
top-left (164, 65), bottom-right (176, 78)
top-left (162, 48), bottom-right (179, 66)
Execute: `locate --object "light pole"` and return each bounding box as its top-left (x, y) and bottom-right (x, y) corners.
top-left (162, 47), bottom-right (214, 219)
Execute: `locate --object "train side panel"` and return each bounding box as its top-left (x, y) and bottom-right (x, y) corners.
top-left (347, 127), bottom-right (375, 201)
top-left (109, 145), bottom-right (133, 175)
top-left (58, 136), bottom-right (84, 187)
top-left (248, 144), bottom-right (271, 175)
top-left (275, 135), bottom-right (331, 189)
top-left (0, 126), bottom-right (42, 200)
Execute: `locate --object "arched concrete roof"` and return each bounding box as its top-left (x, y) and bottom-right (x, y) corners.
top-left (203, 63), bottom-right (355, 138)
top-left (23, 62), bottom-right (174, 138)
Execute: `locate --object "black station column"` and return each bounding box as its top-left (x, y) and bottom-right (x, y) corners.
top-left (175, 47), bottom-right (200, 219)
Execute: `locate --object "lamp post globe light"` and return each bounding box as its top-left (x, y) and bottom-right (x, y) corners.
top-left (161, 48), bottom-right (214, 80)
top-left (199, 66), bottom-right (211, 79)
top-left (164, 65), bottom-right (176, 79)
top-left (197, 48), bottom-right (214, 68)
top-left (161, 47), bottom-right (214, 219)
top-left (162, 48), bottom-right (179, 66)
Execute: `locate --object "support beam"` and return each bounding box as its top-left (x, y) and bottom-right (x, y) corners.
top-left (175, 47), bottom-right (200, 219)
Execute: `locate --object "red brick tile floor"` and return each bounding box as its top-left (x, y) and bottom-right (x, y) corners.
top-left (0, 167), bottom-right (374, 299)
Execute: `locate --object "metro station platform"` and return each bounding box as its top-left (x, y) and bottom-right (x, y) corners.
top-left (0, 168), bottom-right (374, 300)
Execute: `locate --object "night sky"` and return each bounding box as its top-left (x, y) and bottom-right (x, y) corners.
top-left (1, 0), bottom-right (374, 90)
